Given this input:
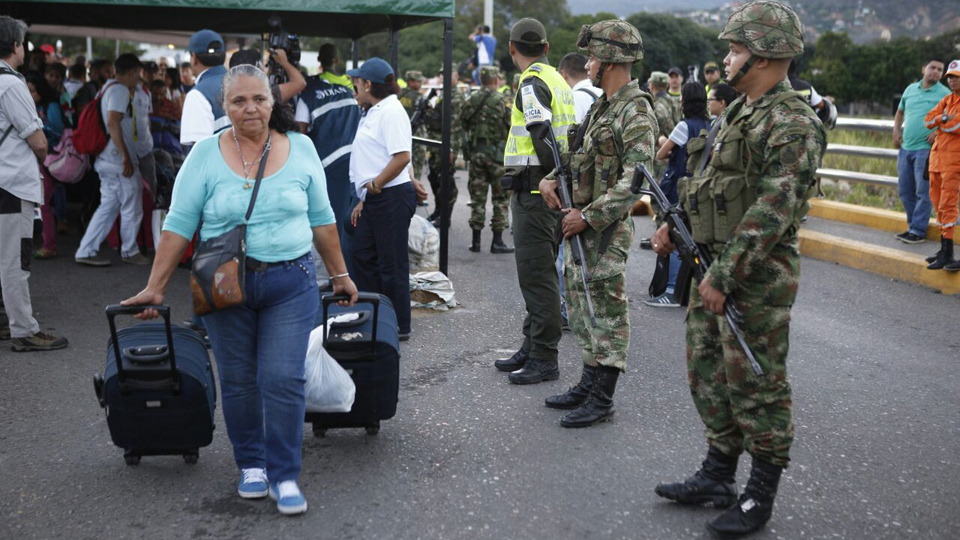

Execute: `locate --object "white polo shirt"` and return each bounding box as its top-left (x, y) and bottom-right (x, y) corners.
top-left (349, 94), bottom-right (411, 201)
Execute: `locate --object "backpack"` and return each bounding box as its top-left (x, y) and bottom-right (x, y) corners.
top-left (72, 81), bottom-right (117, 155)
top-left (43, 127), bottom-right (89, 184)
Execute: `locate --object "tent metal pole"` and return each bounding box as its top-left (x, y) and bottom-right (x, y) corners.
top-left (389, 27), bottom-right (399, 74)
top-left (351, 39), bottom-right (359, 70)
top-left (438, 17), bottom-right (453, 276)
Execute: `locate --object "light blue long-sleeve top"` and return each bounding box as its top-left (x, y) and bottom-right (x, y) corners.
top-left (162, 131), bottom-right (335, 262)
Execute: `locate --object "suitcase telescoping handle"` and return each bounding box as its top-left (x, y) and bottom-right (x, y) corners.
top-left (322, 292), bottom-right (380, 352)
top-left (105, 305), bottom-right (181, 393)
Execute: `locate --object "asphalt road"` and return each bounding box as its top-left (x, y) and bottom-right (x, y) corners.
top-left (1, 171), bottom-right (958, 540)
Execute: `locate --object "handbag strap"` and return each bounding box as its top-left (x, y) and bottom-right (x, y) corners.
top-left (244, 135), bottom-right (271, 222)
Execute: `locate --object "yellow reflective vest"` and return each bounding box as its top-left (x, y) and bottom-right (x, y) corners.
top-left (504, 62), bottom-right (576, 168)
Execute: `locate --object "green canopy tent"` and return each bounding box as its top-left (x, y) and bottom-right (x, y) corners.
top-left (0, 0), bottom-right (459, 274)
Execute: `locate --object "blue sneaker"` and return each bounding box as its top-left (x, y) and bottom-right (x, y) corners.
top-left (268, 480), bottom-right (308, 515)
top-left (237, 468), bottom-right (268, 499)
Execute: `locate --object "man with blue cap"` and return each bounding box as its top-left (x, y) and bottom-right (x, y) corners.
top-left (180, 29), bottom-right (228, 152)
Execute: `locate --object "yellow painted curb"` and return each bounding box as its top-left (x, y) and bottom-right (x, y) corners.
top-left (799, 229), bottom-right (960, 295)
top-left (808, 199), bottom-right (957, 244)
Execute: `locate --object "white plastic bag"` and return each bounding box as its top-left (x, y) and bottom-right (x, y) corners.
top-left (304, 322), bottom-right (356, 413)
top-left (408, 215), bottom-right (440, 272)
top-left (409, 271), bottom-right (457, 310)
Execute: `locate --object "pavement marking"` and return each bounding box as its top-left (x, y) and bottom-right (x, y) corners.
top-left (809, 199), bottom-right (959, 244)
top-left (799, 229), bottom-right (960, 295)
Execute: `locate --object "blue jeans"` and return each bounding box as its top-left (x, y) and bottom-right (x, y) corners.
top-left (666, 249), bottom-right (681, 295)
top-left (202, 252), bottom-right (318, 483)
top-left (897, 148), bottom-right (932, 236)
top-left (352, 182), bottom-right (416, 334)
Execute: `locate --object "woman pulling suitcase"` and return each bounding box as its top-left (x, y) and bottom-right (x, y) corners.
top-left (122, 64), bottom-right (357, 516)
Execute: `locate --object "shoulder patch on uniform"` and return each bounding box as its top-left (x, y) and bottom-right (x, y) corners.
top-left (528, 65), bottom-right (543, 73)
top-left (780, 140), bottom-right (801, 166)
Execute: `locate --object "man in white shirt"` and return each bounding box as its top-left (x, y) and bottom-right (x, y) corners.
top-left (75, 54), bottom-right (150, 267)
top-left (558, 52), bottom-right (600, 123)
top-left (0, 15), bottom-right (69, 351)
top-left (179, 29), bottom-right (228, 152)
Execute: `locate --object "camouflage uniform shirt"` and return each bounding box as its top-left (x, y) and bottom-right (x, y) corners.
top-left (699, 78), bottom-right (827, 305)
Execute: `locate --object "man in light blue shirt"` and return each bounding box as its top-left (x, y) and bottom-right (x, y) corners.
top-left (894, 59), bottom-right (949, 243)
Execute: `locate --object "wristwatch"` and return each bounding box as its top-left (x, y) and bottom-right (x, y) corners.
top-left (944, 113), bottom-right (950, 123)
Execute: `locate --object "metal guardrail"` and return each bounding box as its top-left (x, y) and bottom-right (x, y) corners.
top-left (817, 117), bottom-right (897, 187)
top-left (834, 118), bottom-right (895, 132)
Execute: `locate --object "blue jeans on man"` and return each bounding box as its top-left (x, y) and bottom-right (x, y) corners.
top-left (202, 252), bottom-right (318, 484)
top-left (897, 148), bottom-right (932, 237)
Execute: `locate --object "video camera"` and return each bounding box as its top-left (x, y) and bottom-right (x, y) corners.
top-left (262, 16), bottom-right (301, 85)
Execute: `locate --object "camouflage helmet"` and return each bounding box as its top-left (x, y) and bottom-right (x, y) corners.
top-left (577, 20), bottom-right (643, 63)
top-left (718, 0), bottom-right (804, 59)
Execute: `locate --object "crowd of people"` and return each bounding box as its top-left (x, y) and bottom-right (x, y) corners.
top-left (3, 0), bottom-right (957, 535)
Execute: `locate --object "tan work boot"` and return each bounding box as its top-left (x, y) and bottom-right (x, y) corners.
top-left (10, 331), bottom-right (69, 352)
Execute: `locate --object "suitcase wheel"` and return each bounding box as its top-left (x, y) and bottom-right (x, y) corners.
top-left (124, 453), bottom-right (141, 466)
top-left (183, 451), bottom-right (199, 465)
top-left (93, 374), bottom-right (105, 407)
top-left (365, 426), bottom-right (379, 436)
top-left (312, 425), bottom-right (327, 438)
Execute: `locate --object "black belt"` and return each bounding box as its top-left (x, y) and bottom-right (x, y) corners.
top-left (245, 257), bottom-right (286, 272)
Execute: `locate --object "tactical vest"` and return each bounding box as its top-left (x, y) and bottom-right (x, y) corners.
top-left (680, 90), bottom-right (819, 248)
top-left (462, 88), bottom-right (508, 159)
top-left (503, 63), bottom-right (575, 168)
top-left (299, 76), bottom-right (361, 169)
top-left (398, 88), bottom-right (420, 118)
top-left (569, 84), bottom-right (656, 209)
top-left (194, 65), bottom-right (230, 133)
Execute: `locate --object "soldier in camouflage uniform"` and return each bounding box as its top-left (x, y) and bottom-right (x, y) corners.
top-left (399, 70), bottom-right (427, 181)
top-left (425, 69), bottom-right (464, 224)
top-left (539, 20), bottom-right (656, 428)
top-left (649, 71), bottom-right (679, 179)
top-left (460, 65), bottom-right (514, 254)
top-left (651, 2), bottom-right (826, 537)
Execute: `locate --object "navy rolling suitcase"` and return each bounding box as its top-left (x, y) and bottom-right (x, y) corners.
top-left (94, 305), bottom-right (216, 465)
top-left (306, 292), bottom-right (400, 437)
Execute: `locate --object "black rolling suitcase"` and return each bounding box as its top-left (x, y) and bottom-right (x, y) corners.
top-left (94, 305), bottom-right (216, 465)
top-left (306, 292), bottom-right (400, 437)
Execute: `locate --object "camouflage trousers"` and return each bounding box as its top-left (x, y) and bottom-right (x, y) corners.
top-left (564, 269), bottom-right (629, 372)
top-left (686, 285), bottom-right (795, 467)
top-left (412, 143), bottom-right (426, 181)
top-left (467, 152), bottom-right (509, 232)
top-left (428, 148), bottom-right (458, 214)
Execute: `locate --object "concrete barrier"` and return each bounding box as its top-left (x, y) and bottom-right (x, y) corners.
top-left (808, 199), bottom-right (958, 244)
top-left (799, 229), bottom-right (960, 295)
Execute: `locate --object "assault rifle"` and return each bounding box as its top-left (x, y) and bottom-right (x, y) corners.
top-left (630, 164), bottom-right (763, 376)
top-left (537, 119), bottom-right (596, 327)
top-left (410, 88), bottom-right (438, 131)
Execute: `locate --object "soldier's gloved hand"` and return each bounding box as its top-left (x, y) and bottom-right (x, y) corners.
top-left (698, 278), bottom-right (727, 315)
top-left (560, 208), bottom-right (588, 238)
top-left (651, 223), bottom-right (674, 257)
top-left (539, 178), bottom-right (561, 209)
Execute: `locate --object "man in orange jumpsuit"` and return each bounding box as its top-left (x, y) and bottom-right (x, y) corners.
top-left (924, 59), bottom-right (960, 271)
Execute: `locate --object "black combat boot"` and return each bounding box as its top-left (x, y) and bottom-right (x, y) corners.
top-left (469, 230), bottom-right (482, 253)
top-left (706, 457), bottom-right (783, 539)
top-left (945, 254), bottom-right (960, 272)
top-left (559, 365), bottom-right (619, 427)
top-left (925, 246), bottom-right (942, 264)
top-left (491, 231), bottom-right (515, 254)
top-left (494, 348), bottom-right (529, 372)
top-left (927, 238), bottom-right (954, 270)
top-left (655, 446), bottom-right (739, 507)
top-left (545, 364), bottom-right (598, 409)
top-left (508, 357), bottom-right (560, 385)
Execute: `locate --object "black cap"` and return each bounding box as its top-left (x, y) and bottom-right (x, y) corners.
top-left (668, 67), bottom-right (683, 76)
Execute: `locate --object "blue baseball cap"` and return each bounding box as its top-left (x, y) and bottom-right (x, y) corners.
top-left (187, 29), bottom-right (224, 54)
top-left (346, 57), bottom-right (394, 84)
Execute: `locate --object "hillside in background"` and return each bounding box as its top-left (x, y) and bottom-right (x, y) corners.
top-left (569, 0), bottom-right (960, 43)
